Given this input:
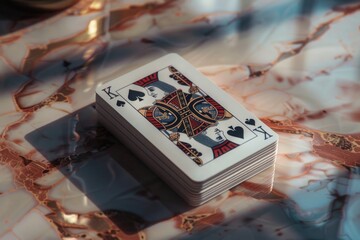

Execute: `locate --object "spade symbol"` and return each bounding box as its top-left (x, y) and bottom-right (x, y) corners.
top-left (245, 118), bottom-right (255, 126)
top-left (116, 100), bottom-right (125, 107)
top-left (128, 89), bottom-right (145, 101)
top-left (63, 60), bottom-right (71, 68)
top-left (227, 126), bottom-right (244, 139)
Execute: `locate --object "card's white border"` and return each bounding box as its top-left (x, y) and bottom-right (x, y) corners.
top-left (96, 53), bottom-right (278, 183)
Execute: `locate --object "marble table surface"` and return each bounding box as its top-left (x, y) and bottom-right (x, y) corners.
top-left (0, 0), bottom-right (359, 239)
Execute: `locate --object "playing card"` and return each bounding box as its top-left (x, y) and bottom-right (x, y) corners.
top-left (97, 103), bottom-right (276, 190)
top-left (97, 110), bottom-right (276, 205)
top-left (96, 53), bottom-right (278, 184)
top-left (97, 97), bottom-right (276, 192)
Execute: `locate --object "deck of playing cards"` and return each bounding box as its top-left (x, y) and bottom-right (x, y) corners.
top-left (96, 54), bottom-right (278, 206)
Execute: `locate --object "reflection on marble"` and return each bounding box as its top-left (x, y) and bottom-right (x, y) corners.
top-left (0, 0), bottom-right (359, 239)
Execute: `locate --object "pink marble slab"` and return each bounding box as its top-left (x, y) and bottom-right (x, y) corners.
top-left (0, 0), bottom-right (359, 239)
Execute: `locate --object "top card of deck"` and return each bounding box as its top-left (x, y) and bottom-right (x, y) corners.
top-left (96, 54), bottom-right (278, 183)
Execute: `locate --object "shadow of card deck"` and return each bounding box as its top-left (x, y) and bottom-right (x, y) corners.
top-left (96, 54), bottom-right (278, 206)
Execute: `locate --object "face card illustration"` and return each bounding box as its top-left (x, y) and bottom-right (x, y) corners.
top-left (116, 66), bottom-right (257, 166)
